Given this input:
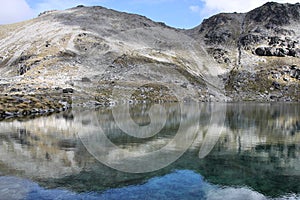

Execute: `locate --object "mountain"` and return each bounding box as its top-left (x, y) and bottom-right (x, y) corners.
top-left (188, 2), bottom-right (300, 101)
top-left (0, 2), bottom-right (300, 114)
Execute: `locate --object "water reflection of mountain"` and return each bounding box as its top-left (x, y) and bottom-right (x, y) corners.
top-left (0, 112), bottom-right (82, 179)
top-left (0, 103), bottom-right (299, 197)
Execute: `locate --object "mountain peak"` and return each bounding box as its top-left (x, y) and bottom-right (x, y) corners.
top-left (0, 2), bottom-right (300, 106)
top-left (247, 1), bottom-right (300, 26)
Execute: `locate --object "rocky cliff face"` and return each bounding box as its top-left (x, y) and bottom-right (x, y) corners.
top-left (0, 2), bottom-right (300, 106)
top-left (188, 2), bottom-right (300, 101)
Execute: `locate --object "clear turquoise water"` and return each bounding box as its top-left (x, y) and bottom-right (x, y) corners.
top-left (0, 103), bottom-right (299, 200)
top-left (1, 170), bottom-right (272, 200)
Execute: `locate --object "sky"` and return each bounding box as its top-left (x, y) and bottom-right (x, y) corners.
top-left (1, 0), bottom-right (300, 28)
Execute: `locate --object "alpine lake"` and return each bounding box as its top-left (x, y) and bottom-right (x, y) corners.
top-left (0, 102), bottom-right (299, 200)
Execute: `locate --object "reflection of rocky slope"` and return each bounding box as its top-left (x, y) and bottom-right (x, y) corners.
top-left (46, 103), bottom-right (300, 197)
top-left (0, 112), bottom-right (82, 178)
top-left (0, 103), bottom-right (299, 197)
top-left (1, 2), bottom-right (300, 103)
top-left (199, 103), bottom-right (300, 197)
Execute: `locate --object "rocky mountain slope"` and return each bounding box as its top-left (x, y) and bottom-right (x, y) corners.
top-left (0, 2), bottom-right (300, 114)
top-left (188, 2), bottom-right (300, 101)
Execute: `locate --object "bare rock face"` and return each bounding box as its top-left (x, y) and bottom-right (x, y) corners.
top-left (191, 13), bottom-right (245, 46)
top-left (188, 2), bottom-right (300, 101)
top-left (246, 2), bottom-right (300, 27)
top-left (0, 2), bottom-right (300, 105)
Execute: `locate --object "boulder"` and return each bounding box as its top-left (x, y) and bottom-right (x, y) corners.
top-left (272, 81), bottom-right (281, 90)
top-left (255, 47), bottom-right (295, 57)
top-left (62, 88), bottom-right (74, 93)
top-left (255, 47), bottom-right (266, 56)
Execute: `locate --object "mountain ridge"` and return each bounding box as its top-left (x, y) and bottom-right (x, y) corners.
top-left (0, 2), bottom-right (300, 118)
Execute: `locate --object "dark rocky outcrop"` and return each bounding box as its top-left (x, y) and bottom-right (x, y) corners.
top-left (240, 34), bottom-right (264, 47)
top-left (207, 48), bottom-right (231, 64)
top-left (246, 2), bottom-right (300, 27)
top-left (254, 47), bottom-right (300, 57)
top-left (62, 88), bottom-right (74, 94)
top-left (190, 13), bottom-right (244, 45)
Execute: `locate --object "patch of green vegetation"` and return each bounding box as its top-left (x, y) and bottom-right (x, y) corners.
top-left (94, 88), bottom-right (112, 103)
top-left (0, 93), bottom-right (72, 120)
top-left (131, 83), bottom-right (178, 102)
top-left (174, 65), bottom-right (206, 89)
top-left (224, 69), bottom-right (239, 92)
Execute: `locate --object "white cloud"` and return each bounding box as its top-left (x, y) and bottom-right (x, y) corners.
top-left (0, 0), bottom-right (35, 24)
top-left (130, 0), bottom-right (175, 4)
top-left (0, 0), bottom-right (101, 25)
top-left (189, 5), bottom-right (201, 13)
top-left (32, 0), bottom-right (104, 14)
top-left (0, 0), bottom-right (107, 25)
top-left (199, 0), bottom-right (300, 19)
